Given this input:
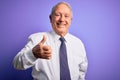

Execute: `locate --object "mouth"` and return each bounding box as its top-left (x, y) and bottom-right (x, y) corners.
top-left (57, 23), bottom-right (66, 27)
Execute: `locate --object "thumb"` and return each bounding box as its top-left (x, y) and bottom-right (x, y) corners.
top-left (40, 35), bottom-right (46, 45)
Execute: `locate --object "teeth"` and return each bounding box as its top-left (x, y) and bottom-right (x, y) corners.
top-left (57, 23), bottom-right (65, 25)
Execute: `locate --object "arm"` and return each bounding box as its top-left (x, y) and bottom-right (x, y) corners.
top-left (13, 34), bottom-right (52, 70)
top-left (13, 35), bottom-right (37, 70)
top-left (79, 43), bottom-right (88, 80)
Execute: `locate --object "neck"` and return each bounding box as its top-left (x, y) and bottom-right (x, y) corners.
top-left (57, 32), bottom-right (68, 37)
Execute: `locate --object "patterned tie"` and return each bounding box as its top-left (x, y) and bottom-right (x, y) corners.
top-left (59, 37), bottom-right (71, 80)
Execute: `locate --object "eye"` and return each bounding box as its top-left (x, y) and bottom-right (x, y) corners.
top-left (55, 13), bottom-right (60, 16)
top-left (65, 15), bottom-right (69, 18)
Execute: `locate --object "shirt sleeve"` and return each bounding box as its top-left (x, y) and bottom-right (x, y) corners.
top-left (13, 35), bottom-right (37, 70)
top-left (79, 43), bottom-right (88, 80)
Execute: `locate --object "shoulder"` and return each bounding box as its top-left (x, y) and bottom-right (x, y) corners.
top-left (27, 32), bottom-right (51, 43)
top-left (28, 32), bottom-right (50, 39)
top-left (29, 32), bottom-right (45, 38)
top-left (67, 33), bottom-right (85, 48)
top-left (68, 33), bottom-right (83, 44)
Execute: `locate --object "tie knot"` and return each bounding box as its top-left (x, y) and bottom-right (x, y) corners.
top-left (59, 37), bottom-right (65, 42)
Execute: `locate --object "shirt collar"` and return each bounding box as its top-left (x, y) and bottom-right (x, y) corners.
top-left (50, 30), bottom-right (70, 42)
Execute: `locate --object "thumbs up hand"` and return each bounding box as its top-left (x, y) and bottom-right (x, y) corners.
top-left (32, 35), bottom-right (52, 59)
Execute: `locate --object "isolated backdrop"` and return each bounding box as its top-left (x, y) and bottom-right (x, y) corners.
top-left (0, 0), bottom-right (120, 80)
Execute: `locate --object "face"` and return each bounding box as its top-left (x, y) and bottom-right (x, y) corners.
top-left (50, 4), bottom-right (72, 37)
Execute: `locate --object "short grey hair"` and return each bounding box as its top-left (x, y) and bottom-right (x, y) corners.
top-left (50, 1), bottom-right (73, 18)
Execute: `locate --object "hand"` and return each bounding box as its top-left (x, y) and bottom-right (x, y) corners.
top-left (32, 35), bottom-right (52, 59)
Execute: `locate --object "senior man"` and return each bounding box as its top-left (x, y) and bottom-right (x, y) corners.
top-left (13, 2), bottom-right (88, 80)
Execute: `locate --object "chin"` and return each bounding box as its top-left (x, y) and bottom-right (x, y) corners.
top-left (56, 29), bottom-right (67, 36)
top-left (57, 28), bottom-right (65, 32)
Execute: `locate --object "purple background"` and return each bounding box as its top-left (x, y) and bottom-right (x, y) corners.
top-left (0, 0), bottom-right (120, 80)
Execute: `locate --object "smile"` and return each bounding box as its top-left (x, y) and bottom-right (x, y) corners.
top-left (57, 23), bottom-right (66, 26)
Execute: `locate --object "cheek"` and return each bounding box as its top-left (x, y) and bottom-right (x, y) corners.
top-left (53, 16), bottom-right (59, 21)
top-left (52, 19), bottom-right (58, 25)
top-left (67, 20), bottom-right (72, 26)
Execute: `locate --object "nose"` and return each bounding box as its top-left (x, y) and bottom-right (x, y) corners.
top-left (59, 15), bottom-right (65, 22)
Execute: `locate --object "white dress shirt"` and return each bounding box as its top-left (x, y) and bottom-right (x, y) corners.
top-left (13, 30), bottom-right (88, 80)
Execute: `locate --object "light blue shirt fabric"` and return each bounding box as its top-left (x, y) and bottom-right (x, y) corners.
top-left (13, 31), bottom-right (88, 80)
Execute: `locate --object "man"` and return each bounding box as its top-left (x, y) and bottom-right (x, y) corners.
top-left (13, 2), bottom-right (88, 80)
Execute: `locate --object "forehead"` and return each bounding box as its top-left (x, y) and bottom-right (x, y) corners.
top-left (54, 4), bottom-right (71, 13)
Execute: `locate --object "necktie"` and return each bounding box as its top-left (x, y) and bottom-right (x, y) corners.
top-left (59, 37), bottom-right (71, 80)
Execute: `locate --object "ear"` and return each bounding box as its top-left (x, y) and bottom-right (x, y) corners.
top-left (49, 15), bottom-right (52, 23)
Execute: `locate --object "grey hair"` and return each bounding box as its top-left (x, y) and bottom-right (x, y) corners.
top-left (50, 1), bottom-right (73, 18)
